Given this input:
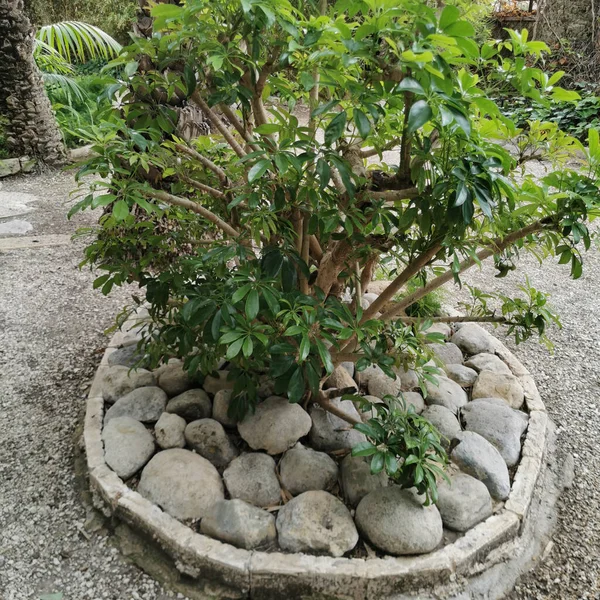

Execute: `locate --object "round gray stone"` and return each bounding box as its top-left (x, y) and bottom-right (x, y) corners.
top-left (157, 361), bottom-right (194, 397)
top-left (436, 472), bottom-right (493, 532)
top-left (472, 371), bottom-right (525, 409)
top-left (200, 499), bottom-right (277, 550)
top-left (308, 399), bottom-right (366, 452)
top-left (450, 431), bottom-right (511, 500)
top-left (238, 396), bottom-right (312, 455)
top-left (276, 491), bottom-right (358, 557)
top-left (107, 345), bottom-right (149, 369)
top-left (444, 364), bottom-right (478, 387)
top-left (166, 389), bottom-right (212, 421)
top-left (355, 487), bottom-right (443, 555)
top-left (424, 375), bottom-right (468, 414)
top-left (427, 342), bottom-right (464, 365)
top-left (324, 365), bottom-right (358, 393)
top-left (101, 366), bottom-right (156, 404)
top-left (184, 419), bottom-right (239, 467)
top-left (279, 443), bottom-right (338, 495)
top-left (154, 412), bottom-right (186, 449)
top-left (367, 370), bottom-right (402, 398)
top-left (104, 386), bottom-right (167, 424)
top-left (212, 389), bottom-right (238, 427)
top-left (102, 416), bottom-right (155, 480)
top-left (464, 353), bottom-right (512, 375)
top-left (203, 370), bottom-right (234, 395)
top-left (421, 405), bottom-right (461, 449)
top-left (223, 453), bottom-right (281, 507)
top-left (451, 323), bottom-right (498, 355)
top-left (137, 449), bottom-right (224, 520)
top-left (339, 455), bottom-right (388, 506)
top-left (461, 399), bottom-right (529, 467)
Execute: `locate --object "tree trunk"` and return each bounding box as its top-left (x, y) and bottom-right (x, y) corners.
top-left (0, 0), bottom-right (66, 164)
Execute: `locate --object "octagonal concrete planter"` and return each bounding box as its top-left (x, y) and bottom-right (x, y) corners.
top-left (83, 312), bottom-right (555, 600)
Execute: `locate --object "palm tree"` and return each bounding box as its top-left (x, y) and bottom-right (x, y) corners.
top-left (0, 3), bottom-right (122, 165)
top-left (0, 0), bottom-right (67, 165)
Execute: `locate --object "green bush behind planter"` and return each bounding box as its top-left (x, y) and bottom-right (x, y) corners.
top-left (71, 0), bottom-right (600, 502)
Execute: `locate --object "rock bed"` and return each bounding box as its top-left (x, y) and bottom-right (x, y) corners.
top-left (91, 311), bottom-right (542, 563)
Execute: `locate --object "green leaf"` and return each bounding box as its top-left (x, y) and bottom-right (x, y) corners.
top-left (288, 366), bottom-right (305, 403)
top-left (315, 338), bottom-right (334, 374)
top-left (248, 159), bottom-right (270, 183)
top-left (324, 110), bottom-right (347, 145)
top-left (439, 5), bottom-right (460, 30)
top-left (445, 20), bottom-right (475, 38)
top-left (262, 249), bottom-right (284, 277)
top-left (299, 335), bottom-right (311, 361)
top-left (354, 109), bottom-right (371, 138)
top-left (245, 289), bottom-right (260, 319)
top-left (316, 158), bottom-right (331, 190)
top-left (407, 100), bottom-right (432, 135)
top-left (371, 452), bottom-right (385, 474)
top-left (242, 336), bottom-right (254, 358)
top-left (226, 337), bottom-right (244, 359)
top-left (551, 87), bottom-right (581, 102)
top-left (112, 199), bottom-right (130, 221)
top-left (397, 77), bottom-right (425, 95)
top-left (351, 441), bottom-right (377, 457)
top-left (255, 123), bottom-right (281, 134)
top-left (232, 283), bottom-right (252, 304)
top-left (183, 64), bottom-right (196, 96)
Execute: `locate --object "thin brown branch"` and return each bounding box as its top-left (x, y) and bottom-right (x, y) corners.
top-left (178, 174), bottom-right (226, 200)
top-left (143, 188), bottom-right (240, 238)
top-left (218, 103), bottom-right (260, 151)
top-left (309, 235), bottom-right (324, 262)
top-left (368, 188), bottom-right (420, 202)
top-left (174, 143), bottom-right (228, 183)
top-left (316, 392), bottom-right (361, 426)
top-left (361, 242), bottom-right (443, 322)
top-left (361, 254), bottom-right (378, 293)
top-left (380, 218), bottom-right (553, 321)
top-left (190, 91), bottom-right (247, 158)
top-left (299, 217), bottom-right (310, 294)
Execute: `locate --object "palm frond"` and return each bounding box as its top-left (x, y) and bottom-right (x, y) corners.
top-left (36, 21), bottom-right (122, 64)
top-left (42, 72), bottom-right (87, 103)
top-left (34, 39), bottom-right (74, 75)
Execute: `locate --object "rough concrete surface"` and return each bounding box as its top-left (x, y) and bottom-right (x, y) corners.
top-left (0, 169), bottom-right (598, 599)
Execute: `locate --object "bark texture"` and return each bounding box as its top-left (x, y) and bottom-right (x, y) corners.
top-left (0, 0), bottom-right (66, 164)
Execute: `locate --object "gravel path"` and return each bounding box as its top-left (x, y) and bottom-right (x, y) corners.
top-left (0, 170), bottom-right (598, 599)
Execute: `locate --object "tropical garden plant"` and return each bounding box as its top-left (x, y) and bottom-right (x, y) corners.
top-left (70, 0), bottom-right (600, 501)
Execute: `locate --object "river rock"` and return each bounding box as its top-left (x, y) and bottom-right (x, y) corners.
top-left (401, 391), bottom-right (425, 413)
top-left (461, 399), bottom-right (529, 467)
top-left (203, 370), bottom-right (234, 395)
top-left (276, 491), bottom-right (358, 557)
top-left (279, 443), bottom-right (338, 495)
top-left (464, 353), bottom-right (512, 375)
top-left (450, 431), bottom-right (511, 500)
top-left (394, 366), bottom-right (419, 390)
top-left (339, 455), bottom-right (388, 506)
top-left (340, 361), bottom-right (355, 378)
top-left (444, 364), bottom-right (478, 387)
top-left (367, 369), bottom-right (402, 398)
top-left (212, 389), bottom-right (238, 427)
top-left (426, 322), bottom-right (452, 339)
top-left (154, 412), bottom-right (186, 449)
top-left (184, 419), bottom-right (238, 467)
top-left (424, 375), bottom-right (468, 414)
top-left (101, 366), bottom-right (156, 403)
top-left (107, 344), bottom-right (149, 369)
top-left (436, 472), bottom-right (493, 531)
top-left (355, 487), bottom-right (443, 555)
top-left (200, 499), bottom-right (277, 550)
top-left (324, 365), bottom-right (358, 393)
top-left (421, 405), bottom-right (461, 449)
top-left (166, 389), bottom-right (212, 421)
top-left (428, 342), bottom-right (463, 365)
top-left (238, 396), bottom-right (312, 455)
top-left (157, 361), bottom-right (194, 397)
top-left (223, 453), bottom-right (281, 507)
top-left (102, 416), bottom-right (155, 479)
top-left (308, 399), bottom-right (366, 451)
top-left (472, 371), bottom-right (525, 409)
top-left (138, 449), bottom-right (224, 520)
top-left (104, 386), bottom-right (167, 424)
top-left (451, 323), bottom-right (498, 355)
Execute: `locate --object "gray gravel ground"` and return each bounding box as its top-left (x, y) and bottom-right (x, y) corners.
top-left (1, 169), bottom-right (599, 599)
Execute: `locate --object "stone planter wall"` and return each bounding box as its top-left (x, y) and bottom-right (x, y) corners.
top-left (83, 312), bottom-right (553, 600)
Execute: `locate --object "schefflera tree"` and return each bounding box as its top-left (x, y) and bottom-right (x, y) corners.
top-left (73, 0), bottom-right (600, 500)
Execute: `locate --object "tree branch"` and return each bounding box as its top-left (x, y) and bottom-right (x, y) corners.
top-left (360, 138), bottom-right (402, 159)
top-left (309, 235), bottom-right (324, 262)
top-left (300, 217), bottom-right (310, 294)
top-left (367, 188), bottom-right (419, 202)
top-left (178, 174), bottom-right (227, 200)
top-left (174, 143), bottom-right (228, 183)
top-left (316, 392), bottom-right (361, 426)
top-left (218, 103), bottom-right (261, 152)
top-left (190, 92), bottom-right (247, 158)
top-left (380, 218), bottom-right (553, 321)
top-left (143, 188), bottom-right (241, 238)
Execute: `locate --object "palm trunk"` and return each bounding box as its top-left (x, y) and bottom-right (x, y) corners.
top-left (0, 0), bottom-right (66, 165)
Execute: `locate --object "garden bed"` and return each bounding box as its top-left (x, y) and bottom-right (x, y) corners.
top-left (83, 306), bottom-right (552, 600)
